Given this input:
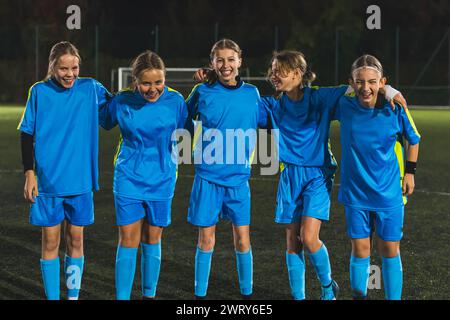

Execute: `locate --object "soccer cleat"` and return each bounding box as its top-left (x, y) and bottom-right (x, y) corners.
top-left (142, 296), bottom-right (155, 300)
top-left (320, 279), bottom-right (339, 300)
top-left (241, 293), bottom-right (253, 300)
top-left (195, 295), bottom-right (206, 300)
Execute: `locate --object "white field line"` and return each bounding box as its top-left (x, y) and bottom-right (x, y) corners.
top-left (2, 169), bottom-right (450, 197)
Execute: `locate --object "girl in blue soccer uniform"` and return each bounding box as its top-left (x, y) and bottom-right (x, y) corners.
top-left (260, 51), bottom-right (406, 300)
top-left (186, 39), bottom-right (263, 299)
top-left (194, 50), bottom-right (405, 300)
top-left (18, 41), bottom-right (112, 300)
top-left (261, 51), bottom-right (345, 300)
top-left (333, 55), bottom-right (420, 300)
top-left (99, 51), bottom-right (188, 300)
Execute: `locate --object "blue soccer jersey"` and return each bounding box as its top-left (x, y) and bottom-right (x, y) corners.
top-left (260, 86), bottom-right (348, 168)
top-left (18, 77), bottom-right (111, 196)
top-left (186, 80), bottom-right (262, 187)
top-left (334, 95), bottom-right (421, 210)
top-left (99, 87), bottom-right (188, 200)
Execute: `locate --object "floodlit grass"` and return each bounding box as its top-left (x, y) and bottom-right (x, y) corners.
top-left (0, 106), bottom-right (449, 299)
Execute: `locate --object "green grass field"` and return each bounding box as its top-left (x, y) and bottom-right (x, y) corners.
top-left (0, 106), bottom-right (449, 300)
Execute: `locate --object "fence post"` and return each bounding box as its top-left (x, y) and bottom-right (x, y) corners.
top-left (335, 28), bottom-right (339, 85)
top-left (396, 26), bottom-right (400, 89)
top-left (95, 25), bottom-right (99, 79)
top-left (274, 26), bottom-right (279, 51)
top-left (214, 22), bottom-right (219, 42)
top-left (154, 25), bottom-right (159, 53)
top-left (35, 26), bottom-right (39, 81)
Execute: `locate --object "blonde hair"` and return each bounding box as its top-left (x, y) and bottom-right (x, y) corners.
top-left (206, 38), bottom-right (242, 84)
top-left (45, 41), bottom-right (81, 80)
top-left (130, 50), bottom-right (165, 89)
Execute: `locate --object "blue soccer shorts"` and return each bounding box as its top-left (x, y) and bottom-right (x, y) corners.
top-left (114, 195), bottom-right (172, 227)
top-left (275, 164), bottom-right (334, 224)
top-left (188, 175), bottom-right (251, 227)
top-left (29, 191), bottom-right (94, 227)
top-left (344, 205), bottom-right (404, 241)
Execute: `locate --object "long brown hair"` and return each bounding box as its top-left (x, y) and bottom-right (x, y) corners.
top-left (267, 50), bottom-right (316, 95)
top-left (45, 41), bottom-right (81, 80)
top-left (130, 50), bottom-right (165, 89)
top-left (205, 38), bottom-right (242, 85)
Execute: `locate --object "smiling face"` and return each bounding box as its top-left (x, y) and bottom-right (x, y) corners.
top-left (270, 59), bottom-right (302, 92)
top-left (211, 48), bottom-right (242, 86)
top-left (53, 54), bottom-right (79, 88)
top-left (350, 67), bottom-right (386, 108)
top-left (136, 68), bottom-right (165, 102)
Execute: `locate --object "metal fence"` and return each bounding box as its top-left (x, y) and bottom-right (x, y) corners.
top-left (0, 24), bottom-right (449, 104)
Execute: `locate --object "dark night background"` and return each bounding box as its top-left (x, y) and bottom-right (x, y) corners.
top-left (1, 0), bottom-right (450, 301)
top-left (0, 0), bottom-right (449, 103)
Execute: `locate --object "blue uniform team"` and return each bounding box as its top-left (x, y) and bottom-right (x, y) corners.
top-left (334, 92), bottom-right (420, 299)
top-left (18, 41), bottom-right (420, 300)
top-left (19, 73), bottom-right (111, 300)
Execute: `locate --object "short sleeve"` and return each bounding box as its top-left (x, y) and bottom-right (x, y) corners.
top-left (94, 79), bottom-right (113, 109)
top-left (99, 96), bottom-right (118, 130)
top-left (317, 85), bottom-right (349, 112)
top-left (399, 106), bottom-right (421, 145)
top-left (331, 96), bottom-right (343, 121)
top-left (186, 84), bottom-right (201, 119)
top-left (17, 84), bottom-right (38, 135)
top-left (177, 99), bottom-right (189, 129)
top-left (258, 96), bottom-right (275, 129)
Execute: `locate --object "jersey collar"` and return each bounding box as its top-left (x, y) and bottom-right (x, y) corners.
top-left (217, 76), bottom-right (243, 90)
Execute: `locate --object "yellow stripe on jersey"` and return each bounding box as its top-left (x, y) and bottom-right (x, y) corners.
top-left (394, 140), bottom-right (407, 205)
top-left (402, 105), bottom-right (421, 138)
top-left (328, 138), bottom-right (338, 167)
top-left (167, 86), bottom-right (180, 94)
top-left (186, 83), bottom-right (202, 102)
top-left (118, 87), bottom-right (134, 93)
top-left (17, 81), bottom-right (44, 130)
top-left (249, 148), bottom-right (256, 166)
top-left (279, 162), bottom-right (285, 173)
top-left (192, 119), bottom-right (202, 151)
top-left (113, 135), bottom-right (123, 166)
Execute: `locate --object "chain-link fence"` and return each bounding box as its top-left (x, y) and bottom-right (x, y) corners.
top-left (1, 24), bottom-right (449, 104)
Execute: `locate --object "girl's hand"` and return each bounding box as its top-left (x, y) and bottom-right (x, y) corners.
top-left (24, 170), bottom-right (38, 203)
top-left (402, 173), bottom-right (415, 196)
top-left (391, 92), bottom-right (408, 110)
top-left (193, 68), bottom-right (210, 82)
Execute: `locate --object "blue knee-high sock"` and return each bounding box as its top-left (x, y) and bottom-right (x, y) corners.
top-left (141, 242), bottom-right (161, 298)
top-left (286, 251), bottom-right (305, 300)
top-left (64, 255), bottom-right (84, 299)
top-left (382, 254), bottom-right (403, 300)
top-left (236, 248), bottom-right (253, 296)
top-left (115, 246), bottom-right (138, 300)
top-left (350, 255), bottom-right (370, 298)
top-left (40, 257), bottom-right (60, 300)
top-left (308, 243), bottom-right (333, 286)
top-left (195, 247), bottom-right (213, 297)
